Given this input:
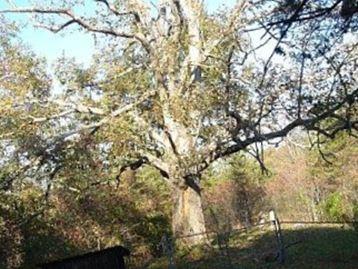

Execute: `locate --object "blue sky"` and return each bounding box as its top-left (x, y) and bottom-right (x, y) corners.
top-left (1, 0), bottom-right (236, 66)
top-left (0, 1), bottom-right (95, 65)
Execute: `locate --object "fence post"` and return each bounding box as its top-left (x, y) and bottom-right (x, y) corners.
top-left (160, 234), bottom-right (176, 269)
top-left (215, 229), bottom-right (234, 269)
top-left (269, 210), bottom-right (285, 264)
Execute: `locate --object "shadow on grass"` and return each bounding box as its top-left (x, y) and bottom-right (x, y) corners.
top-left (21, 230), bottom-right (81, 269)
top-left (146, 226), bottom-right (358, 269)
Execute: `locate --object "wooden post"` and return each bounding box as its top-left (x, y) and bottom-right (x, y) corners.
top-left (216, 230), bottom-right (233, 269)
top-left (161, 234), bottom-right (176, 269)
top-left (269, 210), bottom-right (285, 264)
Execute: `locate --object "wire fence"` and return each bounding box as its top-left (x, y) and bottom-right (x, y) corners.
top-left (125, 212), bottom-right (358, 269)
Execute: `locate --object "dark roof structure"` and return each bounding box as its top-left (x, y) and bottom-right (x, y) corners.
top-left (39, 246), bottom-right (130, 269)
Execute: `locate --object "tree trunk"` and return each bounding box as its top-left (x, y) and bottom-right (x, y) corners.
top-left (172, 185), bottom-right (207, 245)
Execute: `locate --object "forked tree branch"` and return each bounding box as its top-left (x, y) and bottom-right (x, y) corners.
top-left (95, 0), bottom-right (141, 22)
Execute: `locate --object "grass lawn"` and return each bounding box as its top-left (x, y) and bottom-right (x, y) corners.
top-left (144, 225), bottom-right (358, 269)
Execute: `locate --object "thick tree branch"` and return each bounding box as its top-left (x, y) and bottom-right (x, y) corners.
top-left (52, 90), bottom-right (157, 142)
top-left (0, 7), bottom-right (152, 53)
top-left (196, 87), bottom-right (358, 173)
top-left (1, 8), bottom-right (129, 36)
top-left (29, 103), bottom-right (106, 123)
top-left (235, 89), bottom-right (356, 149)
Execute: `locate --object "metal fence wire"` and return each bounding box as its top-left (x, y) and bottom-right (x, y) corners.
top-left (125, 212), bottom-right (358, 269)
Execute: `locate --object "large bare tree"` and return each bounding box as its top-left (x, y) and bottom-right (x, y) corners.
top-left (1, 0), bottom-right (357, 244)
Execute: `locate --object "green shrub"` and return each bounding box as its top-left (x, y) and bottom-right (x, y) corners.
top-left (323, 192), bottom-right (344, 221)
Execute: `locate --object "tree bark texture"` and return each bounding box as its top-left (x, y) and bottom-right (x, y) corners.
top-left (172, 184), bottom-right (206, 245)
